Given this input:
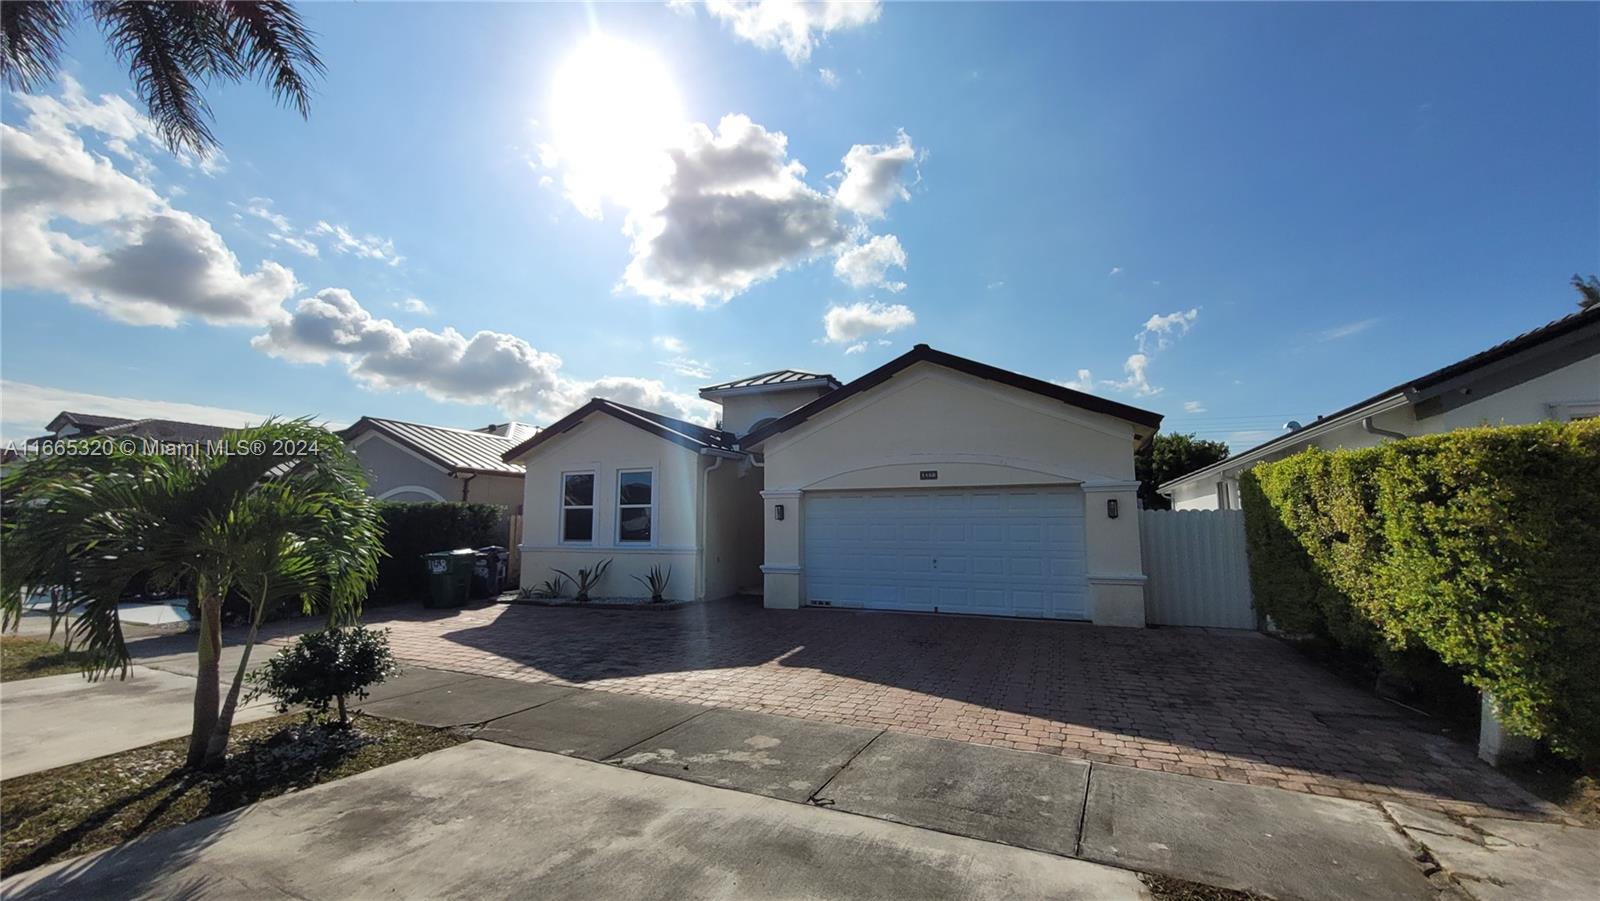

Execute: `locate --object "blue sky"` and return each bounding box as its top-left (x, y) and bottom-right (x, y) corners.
top-left (3, 1), bottom-right (1596, 448)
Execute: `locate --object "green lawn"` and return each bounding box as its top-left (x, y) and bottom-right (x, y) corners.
top-left (1, 714), bottom-right (463, 876)
top-left (0, 636), bottom-right (99, 682)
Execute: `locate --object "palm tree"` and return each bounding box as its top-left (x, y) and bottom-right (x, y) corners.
top-left (1573, 274), bottom-right (1600, 310)
top-left (1, 420), bottom-right (383, 770)
top-left (0, 1), bottom-right (322, 156)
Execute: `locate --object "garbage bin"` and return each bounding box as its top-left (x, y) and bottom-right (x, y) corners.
top-left (473, 546), bottom-right (508, 598)
top-left (423, 548), bottom-right (476, 608)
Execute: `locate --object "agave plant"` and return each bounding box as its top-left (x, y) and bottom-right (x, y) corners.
top-left (523, 575), bottom-right (567, 600)
top-left (552, 559), bottom-right (611, 603)
top-left (632, 564), bottom-right (672, 603)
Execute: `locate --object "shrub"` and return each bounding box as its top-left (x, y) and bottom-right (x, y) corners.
top-left (633, 564), bottom-right (671, 602)
top-left (371, 502), bottom-right (504, 603)
top-left (247, 626), bottom-right (400, 725)
top-left (1241, 420), bottom-right (1600, 762)
top-left (553, 559), bottom-right (611, 603)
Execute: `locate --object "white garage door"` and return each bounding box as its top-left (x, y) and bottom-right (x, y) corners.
top-left (803, 486), bottom-right (1089, 620)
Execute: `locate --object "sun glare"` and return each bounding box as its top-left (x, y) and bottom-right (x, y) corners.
top-left (550, 34), bottom-right (685, 212)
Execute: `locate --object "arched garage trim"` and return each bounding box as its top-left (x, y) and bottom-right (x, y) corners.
top-left (798, 454), bottom-right (1094, 492)
top-left (377, 484), bottom-right (447, 502)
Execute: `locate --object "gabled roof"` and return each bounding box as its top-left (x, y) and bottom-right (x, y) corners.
top-left (741, 344), bottom-right (1164, 448)
top-left (95, 419), bottom-right (231, 444)
top-left (43, 411), bottom-right (136, 433)
top-left (1160, 303), bottom-right (1600, 490)
top-left (342, 417), bottom-right (528, 475)
top-left (699, 369), bottom-right (842, 398)
top-left (502, 398), bottom-right (736, 462)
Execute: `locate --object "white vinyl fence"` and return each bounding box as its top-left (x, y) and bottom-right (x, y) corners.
top-left (1140, 509), bottom-right (1256, 629)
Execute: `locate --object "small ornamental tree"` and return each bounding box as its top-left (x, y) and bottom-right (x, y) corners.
top-left (247, 626), bottom-right (399, 725)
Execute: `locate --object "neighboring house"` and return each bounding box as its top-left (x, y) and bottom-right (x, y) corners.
top-left (504, 345), bottom-right (1162, 626)
top-left (29, 411), bottom-right (234, 446)
top-left (1162, 305), bottom-right (1600, 510)
top-left (340, 417), bottom-right (534, 508)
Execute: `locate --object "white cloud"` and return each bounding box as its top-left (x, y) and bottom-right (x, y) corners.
top-left (843, 341), bottom-right (867, 355)
top-left (818, 67), bottom-right (840, 87)
top-left (653, 335), bottom-right (688, 354)
top-left (835, 129), bottom-right (918, 219)
top-left (623, 114), bottom-right (849, 305)
top-left (1108, 266), bottom-right (1122, 276)
top-left (1055, 370), bottom-right (1097, 392)
top-left (0, 380), bottom-right (270, 443)
top-left (1135, 308), bottom-right (1199, 353)
top-left (694, 0), bottom-right (881, 63)
top-left (833, 233), bottom-right (907, 291)
top-left (660, 357), bottom-right (713, 379)
top-left (1107, 353), bottom-right (1160, 397)
top-left (252, 288), bottom-right (716, 424)
top-left (311, 221), bottom-right (403, 266)
top-left (1318, 317), bottom-right (1380, 341)
top-left (823, 300), bottom-right (916, 343)
top-left (1183, 400), bottom-right (1207, 413)
top-left (400, 298), bottom-right (433, 315)
top-left (0, 79), bottom-right (296, 327)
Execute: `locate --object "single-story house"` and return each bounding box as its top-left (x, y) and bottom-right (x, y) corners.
top-left (1161, 305), bottom-right (1600, 510)
top-left (503, 345), bottom-right (1163, 626)
top-left (340, 417), bottom-right (535, 508)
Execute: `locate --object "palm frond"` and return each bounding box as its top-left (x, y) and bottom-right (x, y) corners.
top-left (219, 0), bottom-right (322, 117)
top-left (1, 1), bottom-right (78, 91)
top-left (91, 0), bottom-right (218, 155)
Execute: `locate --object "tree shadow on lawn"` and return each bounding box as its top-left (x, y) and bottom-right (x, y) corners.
top-left (1, 717), bottom-right (404, 892)
top-left (393, 596), bottom-right (1551, 817)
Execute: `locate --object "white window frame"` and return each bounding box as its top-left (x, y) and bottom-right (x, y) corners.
top-left (615, 467), bottom-right (656, 546)
top-left (559, 470), bottom-right (596, 545)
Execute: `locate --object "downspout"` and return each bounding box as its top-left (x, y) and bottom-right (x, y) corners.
top-left (1361, 417), bottom-right (1407, 441)
top-left (696, 449), bottom-right (743, 600)
top-left (454, 471), bottom-right (477, 502)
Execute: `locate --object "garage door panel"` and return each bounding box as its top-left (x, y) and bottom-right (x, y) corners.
top-left (804, 486), bottom-right (1088, 620)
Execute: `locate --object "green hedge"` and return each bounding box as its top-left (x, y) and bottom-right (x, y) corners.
top-left (370, 502), bottom-right (505, 603)
top-left (1241, 419), bottom-right (1600, 763)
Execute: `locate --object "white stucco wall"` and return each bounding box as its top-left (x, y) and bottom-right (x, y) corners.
top-left (701, 458), bottom-right (764, 598)
top-left (753, 363), bottom-right (1149, 626)
top-left (715, 386), bottom-right (834, 436)
top-left (513, 413), bottom-right (704, 601)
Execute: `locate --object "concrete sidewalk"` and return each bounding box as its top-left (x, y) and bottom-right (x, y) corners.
top-left (1, 741), bottom-right (1150, 900)
top-left (0, 667), bottom-right (278, 778)
top-left (359, 666), bottom-right (1469, 901)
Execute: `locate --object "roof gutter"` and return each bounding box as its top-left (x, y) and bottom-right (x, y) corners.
top-left (1158, 393), bottom-right (1410, 491)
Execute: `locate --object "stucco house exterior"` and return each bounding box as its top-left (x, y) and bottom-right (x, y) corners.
top-left (503, 345), bottom-right (1163, 626)
top-left (1161, 305), bottom-right (1600, 510)
top-left (341, 417), bottom-right (534, 508)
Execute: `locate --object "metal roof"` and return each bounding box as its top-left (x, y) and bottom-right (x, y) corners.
top-left (699, 369), bottom-right (841, 395)
top-left (345, 417), bottom-right (529, 475)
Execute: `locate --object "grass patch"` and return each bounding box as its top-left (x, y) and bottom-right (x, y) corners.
top-left (1141, 874), bottom-right (1267, 900)
top-left (1, 713), bottom-right (462, 877)
top-left (1, 636), bottom-right (100, 682)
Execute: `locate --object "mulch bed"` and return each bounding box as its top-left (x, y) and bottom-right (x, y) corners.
top-left (0, 713), bottom-right (463, 877)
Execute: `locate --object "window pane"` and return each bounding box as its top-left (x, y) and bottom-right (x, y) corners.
top-left (563, 473), bottom-right (593, 507)
top-left (563, 508), bottom-right (593, 542)
top-left (618, 470), bottom-right (652, 505)
top-left (619, 507), bottom-right (651, 542)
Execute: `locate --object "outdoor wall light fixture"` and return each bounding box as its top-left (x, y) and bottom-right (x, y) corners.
top-left (774, 504), bottom-right (785, 521)
top-left (1107, 498), bottom-right (1119, 519)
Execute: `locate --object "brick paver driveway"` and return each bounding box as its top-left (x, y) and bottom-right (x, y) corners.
top-left (369, 597), bottom-right (1552, 819)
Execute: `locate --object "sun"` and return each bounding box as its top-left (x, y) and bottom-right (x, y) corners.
top-left (550, 34), bottom-right (685, 212)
